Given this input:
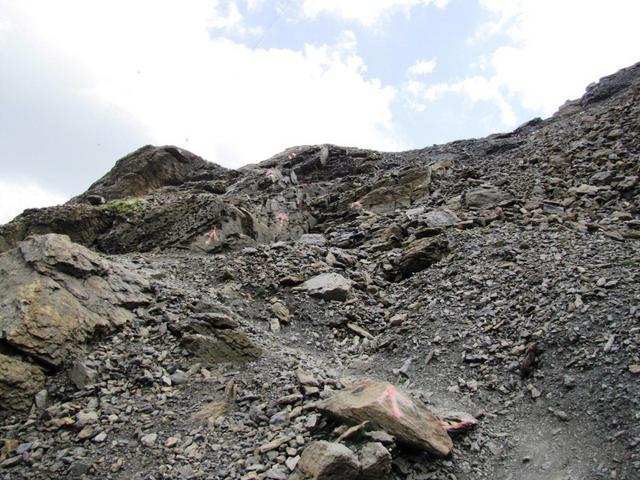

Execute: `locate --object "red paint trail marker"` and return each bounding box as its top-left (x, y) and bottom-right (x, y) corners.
top-left (204, 228), bottom-right (218, 246)
top-left (377, 385), bottom-right (412, 419)
top-left (441, 418), bottom-right (478, 432)
top-left (276, 212), bottom-right (289, 225)
top-left (265, 170), bottom-right (274, 177)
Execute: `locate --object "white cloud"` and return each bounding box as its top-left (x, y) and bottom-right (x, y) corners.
top-left (301, 0), bottom-right (450, 26)
top-left (406, 0), bottom-right (640, 130)
top-left (474, 0), bottom-right (640, 115)
top-left (406, 76), bottom-right (517, 125)
top-left (0, 1), bottom-right (402, 168)
top-left (0, 179), bottom-right (67, 224)
top-left (407, 58), bottom-right (437, 76)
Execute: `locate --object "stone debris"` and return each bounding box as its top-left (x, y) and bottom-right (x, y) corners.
top-left (1, 62), bottom-right (640, 480)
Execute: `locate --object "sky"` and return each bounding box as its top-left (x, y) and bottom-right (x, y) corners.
top-left (1, 0), bottom-right (639, 223)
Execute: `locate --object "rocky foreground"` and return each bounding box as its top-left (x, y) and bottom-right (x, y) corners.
top-left (1, 63), bottom-right (639, 480)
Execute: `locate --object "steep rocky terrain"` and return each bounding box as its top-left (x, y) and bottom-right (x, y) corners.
top-left (1, 62), bottom-right (639, 480)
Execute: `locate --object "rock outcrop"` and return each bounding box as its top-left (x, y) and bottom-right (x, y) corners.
top-left (0, 234), bottom-right (151, 410)
top-left (70, 145), bottom-right (229, 203)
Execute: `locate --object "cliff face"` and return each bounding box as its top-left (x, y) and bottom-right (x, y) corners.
top-left (0, 63), bottom-right (639, 479)
top-left (2, 63), bottom-right (639, 255)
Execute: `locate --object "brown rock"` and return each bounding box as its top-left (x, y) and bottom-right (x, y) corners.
top-left (357, 166), bottom-right (431, 214)
top-left (271, 302), bottom-right (291, 322)
top-left (181, 330), bottom-right (261, 364)
top-left (70, 145), bottom-right (226, 203)
top-left (396, 237), bottom-right (449, 278)
top-left (0, 234), bottom-right (150, 369)
top-left (0, 353), bottom-right (45, 411)
top-left (295, 369), bottom-right (320, 387)
top-left (316, 379), bottom-right (452, 457)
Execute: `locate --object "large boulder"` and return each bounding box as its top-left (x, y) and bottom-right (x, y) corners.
top-left (293, 273), bottom-right (353, 301)
top-left (316, 379), bottom-right (453, 457)
top-left (0, 234), bottom-right (152, 409)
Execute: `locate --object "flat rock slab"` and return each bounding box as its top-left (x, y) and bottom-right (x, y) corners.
top-left (463, 186), bottom-right (514, 210)
top-left (181, 330), bottom-right (261, 364)
top-left (316, 379), bottom-right (453, 457)
top-left (293, 273), bottom-right (353, 301)
top-left (424, 209), bottom-right (460, 228)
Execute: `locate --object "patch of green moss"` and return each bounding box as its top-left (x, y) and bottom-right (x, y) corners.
top-left (99, 198), bottom-right (144, 216)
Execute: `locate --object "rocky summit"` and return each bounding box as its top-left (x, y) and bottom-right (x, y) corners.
top-left (0, 62), bottom-right (639, 480)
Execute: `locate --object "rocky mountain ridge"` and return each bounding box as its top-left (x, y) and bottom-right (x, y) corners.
top-left (0, 61), bottom-right (639, 480)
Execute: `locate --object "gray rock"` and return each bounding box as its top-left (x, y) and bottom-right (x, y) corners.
top-left (358, 442), bottom-right (391, 479)
top-left (424, 209), bottom-right (460, 227)
top-left (181, 330), bottom-right (261, 364)
top-left (69, 361), bottom-right (98, 390)
top-left (298, 234), bottom-right (327, 246)
top-left (75, 410), bottom-right (99, 427)
top-left (292, 441), bottom-right (360, 480)
top-left (140, 433), bottom-right (157, 447)
top-left (463, 186), bottom-right (514, 209)
top-left (34, 389), bottom-right (48, 409)
top-left (68, 461), bottom-right (91, 477)
top-left (294, 273), bottom-right (353, 302)
top-left (170, 370), bottom-right (189, 385)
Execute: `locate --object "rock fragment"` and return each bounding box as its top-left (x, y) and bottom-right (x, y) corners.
top-left (291, 441), bottom-right (360, 480)
top-left (294, 273), bottom-right (353, 301)
top-left (358, 442), bottom-right (392, 479)
top-left (463, 186), bottom-right (514, 209)
top-left (396, 237), bottom-right (449, 278)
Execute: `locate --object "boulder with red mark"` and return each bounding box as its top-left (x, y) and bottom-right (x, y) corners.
top-left (316, 379), bottom-right (452, 457)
